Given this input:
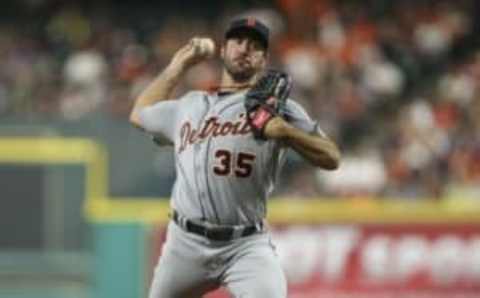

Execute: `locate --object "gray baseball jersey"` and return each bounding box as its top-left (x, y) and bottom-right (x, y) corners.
top-left (138, 90), bottom-right (321, 225)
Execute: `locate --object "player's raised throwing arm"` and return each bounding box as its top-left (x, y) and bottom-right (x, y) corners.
top-left (129, 37), bottom-right (215, 128)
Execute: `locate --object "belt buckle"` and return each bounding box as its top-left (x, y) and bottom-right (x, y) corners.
top-left (203, 227), bottom-right (214, 239)
top-left (204, 226), bottom-right (231, 241)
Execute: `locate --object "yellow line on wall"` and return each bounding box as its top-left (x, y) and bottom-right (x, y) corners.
top-left (0, 137), bottom-right (109, 201)
top-left (85, 197), bottom-right (480, 225)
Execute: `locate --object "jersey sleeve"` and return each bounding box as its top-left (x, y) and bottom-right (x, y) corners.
top-left (283, 99), bottom-right (326, 137)
top-left (137, 100), bottom-right (179, 145)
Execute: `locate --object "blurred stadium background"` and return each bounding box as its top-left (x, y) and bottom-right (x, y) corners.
top-left (1, 0), bottom-right (480, 297)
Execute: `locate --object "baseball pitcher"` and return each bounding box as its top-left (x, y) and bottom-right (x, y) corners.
top-left (130, 17), bottom-right (340, 298)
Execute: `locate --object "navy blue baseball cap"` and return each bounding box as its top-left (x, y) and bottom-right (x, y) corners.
top-left (225, 17), bottom-right (270, 50)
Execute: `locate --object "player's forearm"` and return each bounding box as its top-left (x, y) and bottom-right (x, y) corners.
top-left (137, 63), bottom-right (185, 106)
top-left (287, 133), bottom-right (340, 169)
top-left (269, 118), bottom-right (341, 169)
top-left (129, 63), bottom-right (185, 126)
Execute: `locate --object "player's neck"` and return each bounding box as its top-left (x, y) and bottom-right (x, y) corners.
top-left (216, 71), bottom-right (257, 93)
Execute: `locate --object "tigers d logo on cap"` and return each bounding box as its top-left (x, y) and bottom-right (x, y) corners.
top-left (225, 17), bottom-right (270, 50)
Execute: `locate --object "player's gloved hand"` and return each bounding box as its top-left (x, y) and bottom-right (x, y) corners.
top-left (244, 69), bottom-right (292, 140)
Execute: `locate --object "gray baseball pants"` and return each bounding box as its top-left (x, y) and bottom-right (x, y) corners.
top-left (148, 221), bottom-right (287, 298)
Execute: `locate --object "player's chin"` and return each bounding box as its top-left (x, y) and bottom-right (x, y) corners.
top-left (228, 66), bottom-right (256, 82)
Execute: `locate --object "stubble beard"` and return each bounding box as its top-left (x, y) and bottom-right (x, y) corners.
top-left (223, 58), bottom-right (257, 84)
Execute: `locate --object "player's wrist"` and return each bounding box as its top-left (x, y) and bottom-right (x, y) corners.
top-left (263, 117), bottom-right (290, 140)
top-left (166, 60), bottom-right (188, 75)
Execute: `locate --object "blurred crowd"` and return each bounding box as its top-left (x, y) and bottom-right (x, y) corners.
top-left (1, 0), bottom-right (479, 199)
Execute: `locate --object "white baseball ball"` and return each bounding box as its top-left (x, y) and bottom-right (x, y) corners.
top-left (201, 38), bottom-right (215, 57)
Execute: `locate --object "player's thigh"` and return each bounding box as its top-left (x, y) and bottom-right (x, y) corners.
top-left (224, 239), bottom-right (287, 298)
top-left (148, 256), bottom-right (216, 298)
top-left (148, 224), bottom-right (217, 298)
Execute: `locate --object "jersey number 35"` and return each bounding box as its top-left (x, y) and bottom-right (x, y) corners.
top-left (213, 149), bottom-right (256, 178)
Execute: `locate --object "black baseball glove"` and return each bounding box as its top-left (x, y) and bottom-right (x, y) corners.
top-left (244, 69), bottom-right (292, 139)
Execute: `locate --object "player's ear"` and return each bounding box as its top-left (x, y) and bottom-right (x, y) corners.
top-left (260, 51), bottom-right (268, 67)
top-left (220, 44), bottom-right (226, 59)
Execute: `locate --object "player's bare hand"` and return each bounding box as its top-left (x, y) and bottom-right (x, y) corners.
top-left (169, 37), bottom-right (216, 71)
top-left (263, 117), bottom-right (289, 140)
